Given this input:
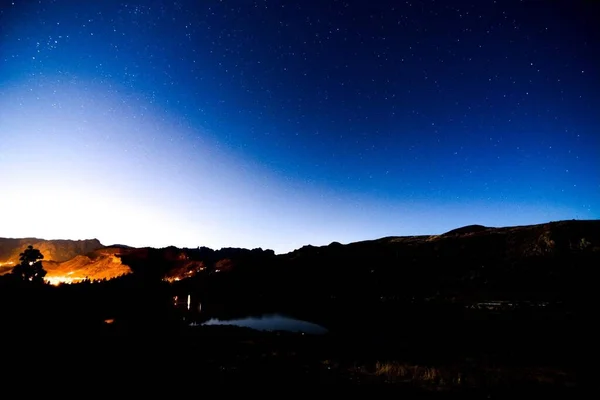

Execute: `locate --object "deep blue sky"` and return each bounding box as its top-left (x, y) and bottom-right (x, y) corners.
top-left (1, 0), bottom-right (598, 253)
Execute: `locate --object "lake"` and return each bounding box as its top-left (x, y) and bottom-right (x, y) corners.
top-left (201, 313), bottom-right (328, 334)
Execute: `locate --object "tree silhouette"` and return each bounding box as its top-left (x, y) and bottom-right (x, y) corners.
top-left (12, 245), bottom-right (47, 283)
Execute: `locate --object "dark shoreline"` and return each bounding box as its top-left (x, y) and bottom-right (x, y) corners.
top-left (3, 323), bottom-right (575, 398)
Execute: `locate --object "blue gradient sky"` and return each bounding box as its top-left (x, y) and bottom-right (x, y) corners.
top-left (1, 1), bottom-right (598, 253)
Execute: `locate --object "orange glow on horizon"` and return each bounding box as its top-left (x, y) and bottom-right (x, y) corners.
top-left (45, 276), bottom-right (85, 285)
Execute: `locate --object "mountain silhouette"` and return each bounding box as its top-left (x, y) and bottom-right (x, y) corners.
top-left (0, 220), bottom-right (597, 301)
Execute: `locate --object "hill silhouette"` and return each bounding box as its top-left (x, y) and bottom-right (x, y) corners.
top-left (267, 219), bottom-right (596, 304)
top-left (0, 220), bottom-right (597, 302)
top-left (443, 224), bottom-right (489, 235)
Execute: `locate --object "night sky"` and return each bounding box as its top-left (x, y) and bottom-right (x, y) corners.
top-left (1, 0), bottom-right (598, 253)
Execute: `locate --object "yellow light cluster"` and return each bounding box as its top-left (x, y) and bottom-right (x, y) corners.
top-left (45, 276), bottom-right (84, 285)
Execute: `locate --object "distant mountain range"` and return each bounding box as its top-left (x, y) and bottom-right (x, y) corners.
top-left (0, 237), bottom-right (103, 263)
top-left (0, 219), bottom-right (597, 301)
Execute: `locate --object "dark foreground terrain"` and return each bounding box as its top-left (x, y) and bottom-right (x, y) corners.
top-left (8, 330), bottom-right (577, 397)
top-left (4, 297), bottom-right (576, 397)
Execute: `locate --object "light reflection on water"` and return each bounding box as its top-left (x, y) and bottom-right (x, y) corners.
top-left (201, 313), bottom-right (328, 334)
top-left (174, 294), bottom-right (326, 334)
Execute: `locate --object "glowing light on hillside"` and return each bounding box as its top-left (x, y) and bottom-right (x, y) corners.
top-left (45, 276), bottom-right (84, 285)
top-left (187, 294), bottom-right (191, 310)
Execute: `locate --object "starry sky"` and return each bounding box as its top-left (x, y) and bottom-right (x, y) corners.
top-left (1, 0), bottom-right (598, 253)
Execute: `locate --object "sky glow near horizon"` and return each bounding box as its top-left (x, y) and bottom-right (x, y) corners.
top-left (1, 1), bottom-right (598, 253)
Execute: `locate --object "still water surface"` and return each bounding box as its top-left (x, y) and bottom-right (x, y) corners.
top-left (201, 313), bottom-right (328, 334)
